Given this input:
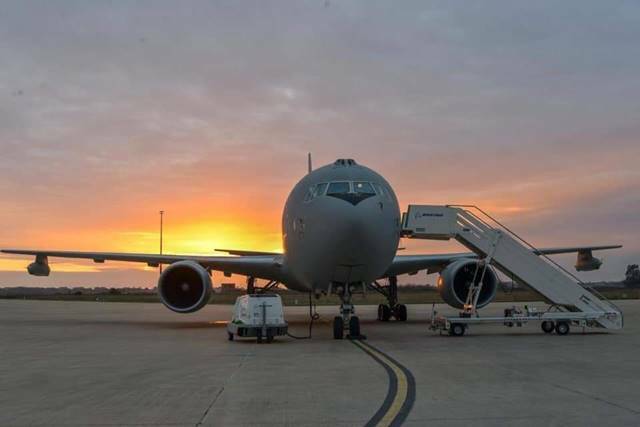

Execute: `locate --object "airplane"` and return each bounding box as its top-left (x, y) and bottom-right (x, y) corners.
top-left (2, 158), bottom-right (622, 339)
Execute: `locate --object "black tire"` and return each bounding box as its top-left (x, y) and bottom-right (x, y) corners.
top-left (266, 333), bottom-right (274, 343)
top-left (449, 323), bottom-right (466, 337)
top-left (333, 316), bottom-right (344, 340)
top-left (396, 304), bottom-right (408, 322)
top-left (541, 321), bottom-right (555, 334)
top-left (380, 304), bottom-right (391, 322)
top-left (257, 335), bottom-right (263, 344)
top-left (227, 332), bottom-right (234, 341)
top-left (377, 304), bottom-right (385, 321)
top-left (349, 316), bottom-right (361, 337)
top-left (555, 321), bottom-right (570, 335)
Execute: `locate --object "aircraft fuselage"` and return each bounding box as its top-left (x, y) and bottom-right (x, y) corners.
top-left (281, 159), bottom-right (401, 292)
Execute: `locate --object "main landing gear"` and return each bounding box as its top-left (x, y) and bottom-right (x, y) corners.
top-left (246, 277), bottom-right (279, 294)
top-left (332, 284), bottom-right (364, 340)
top-left (370, 276), bottom-right (408, 322)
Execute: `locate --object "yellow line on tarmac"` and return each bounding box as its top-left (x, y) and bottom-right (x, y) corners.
top-left (351, 340), bottom-right (415, 427)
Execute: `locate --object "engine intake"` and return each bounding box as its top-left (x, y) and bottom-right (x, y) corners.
top-left (158, 261), bottom-right (212, 313)
top-left (437, 259), bottom-right (498, 309)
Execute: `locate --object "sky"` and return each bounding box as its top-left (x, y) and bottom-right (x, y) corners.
top-left (1, 1), bottom-right (639, 287)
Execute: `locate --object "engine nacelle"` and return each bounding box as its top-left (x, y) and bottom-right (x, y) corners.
top-left (575, 250), bottom-right (602, 271)
top-left (28, 261), bottom-right (51, 277)
top-left (158, 261), bottom-right (212, 313)
top-left (437, 259), bottom-right (498, 309)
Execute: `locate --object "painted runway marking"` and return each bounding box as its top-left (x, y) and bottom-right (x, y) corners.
top-left (351, 340), bottom-right (416, 427)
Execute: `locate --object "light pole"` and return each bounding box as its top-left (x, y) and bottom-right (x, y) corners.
top-left (159, 210), bottom-right (164, 274)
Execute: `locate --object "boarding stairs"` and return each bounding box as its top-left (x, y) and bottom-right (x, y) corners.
top-left (402, 205), bottom-right (623, 330)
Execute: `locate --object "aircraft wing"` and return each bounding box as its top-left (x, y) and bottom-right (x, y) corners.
top-left (0, 249), bottom-right (285, 281)
top-left (382, 253), bottom-right (473, 277)
top-left (382, 245), bottom-right (622, 278)
top-left (214, 248), bottom-right (282, 256)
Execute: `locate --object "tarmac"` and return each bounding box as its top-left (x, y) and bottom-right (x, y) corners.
top-left (2, 299), bottom-right (640, 426)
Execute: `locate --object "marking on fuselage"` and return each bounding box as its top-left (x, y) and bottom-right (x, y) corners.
top-left (351, 340), bottom-right (416, 427)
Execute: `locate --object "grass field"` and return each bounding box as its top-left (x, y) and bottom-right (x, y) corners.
top-left (3, 288), bottom-right (639, 306)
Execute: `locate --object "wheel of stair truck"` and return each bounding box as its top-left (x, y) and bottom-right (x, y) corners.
top-left (555, 321), bottom-right (570, 335)
top-left (449, 323), bottom-right (466, 337)
top-left (396, 304), bottom-right (408, 321)
top-left (378, 304), bottom-right (391, 322)
top-left (227, 332), bottom-right (234, 341)
top-left (333, 316), bottom-right (344, 340)
top-left (349, 316), bottom-right (360, 337)
top-left (541, 321), bottom-right (555, 334)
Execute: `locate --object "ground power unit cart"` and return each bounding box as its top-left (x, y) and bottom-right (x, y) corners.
top-left (227, 294), bottom-right (288, 343)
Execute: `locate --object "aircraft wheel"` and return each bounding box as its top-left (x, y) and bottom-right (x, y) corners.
top-left (396, 304), bottom-right (408, 322)
top-left (333, 316), bottom-right (344, 340)
top-left (555, 321), bottom-right (570, 335)
top-left (449, 323), bottom-right (466, 337)
top-left (349, 316), bottom-right (361, 337)
top-left (541, 321), bottom-right (555, 334)
top-left (379, 304), bottom-right (391, 322)
top-left (227, 332), bottom-right (234, 341)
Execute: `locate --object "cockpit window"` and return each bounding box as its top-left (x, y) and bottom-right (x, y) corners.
top-left (353, 182), bottom-right (376, 195)
top-left (327, 182), bottom-right (351, 195)
top-left (315, 182), bottom-right (328, 196)
top-left (304, 182), bottom-right (329, 202)
top-left (374, 183), bottom-right (391, 201)
top-left (304, 186), bottom-right (315, 202)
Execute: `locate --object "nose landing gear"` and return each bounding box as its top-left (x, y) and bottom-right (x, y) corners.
top-left (332, 284), bottom-right (365, 340)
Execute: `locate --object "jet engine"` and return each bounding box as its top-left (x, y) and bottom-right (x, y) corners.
top-left (158, 261), bottom-right (212, 313)
top-left (437, 259), bottom-right (498, 309)
top-left (27, 255), bottom-right (50, 277)
top-left (575, 250), bottom-right (602, 271)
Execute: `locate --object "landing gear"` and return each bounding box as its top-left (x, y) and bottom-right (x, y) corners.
top-left (349, 316), bottom-right (361, 337)
top-left (333, 316), bottom-right (344, 340)
top-left (331, 283), bottom-right (365, 340)
top-left (396, 304), bottom-right (408, 322)
top-left (541, 321), bottom-right (555, 334)
top-left (371, 276), bottom-right (407, 321)
top-left (377, 304), bottom-right (391, 321)
top-left (246, 277), bottom-right (279, 295)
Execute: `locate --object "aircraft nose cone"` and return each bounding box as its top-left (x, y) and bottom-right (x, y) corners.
top-left (331, 205), bottom-right (383, 266)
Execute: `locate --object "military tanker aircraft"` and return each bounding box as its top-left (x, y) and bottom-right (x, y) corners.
top-left (2, 158), bottom-right (621, 339)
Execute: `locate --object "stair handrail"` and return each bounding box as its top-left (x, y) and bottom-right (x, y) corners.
top-left (447, 204), bottom-right (621, 315)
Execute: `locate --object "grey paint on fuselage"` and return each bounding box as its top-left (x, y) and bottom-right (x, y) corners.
top-left (279, 160), bottom-right (401, 292)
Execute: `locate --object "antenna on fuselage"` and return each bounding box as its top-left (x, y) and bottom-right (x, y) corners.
top-left (307, 152), bottom-right (313, 174)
